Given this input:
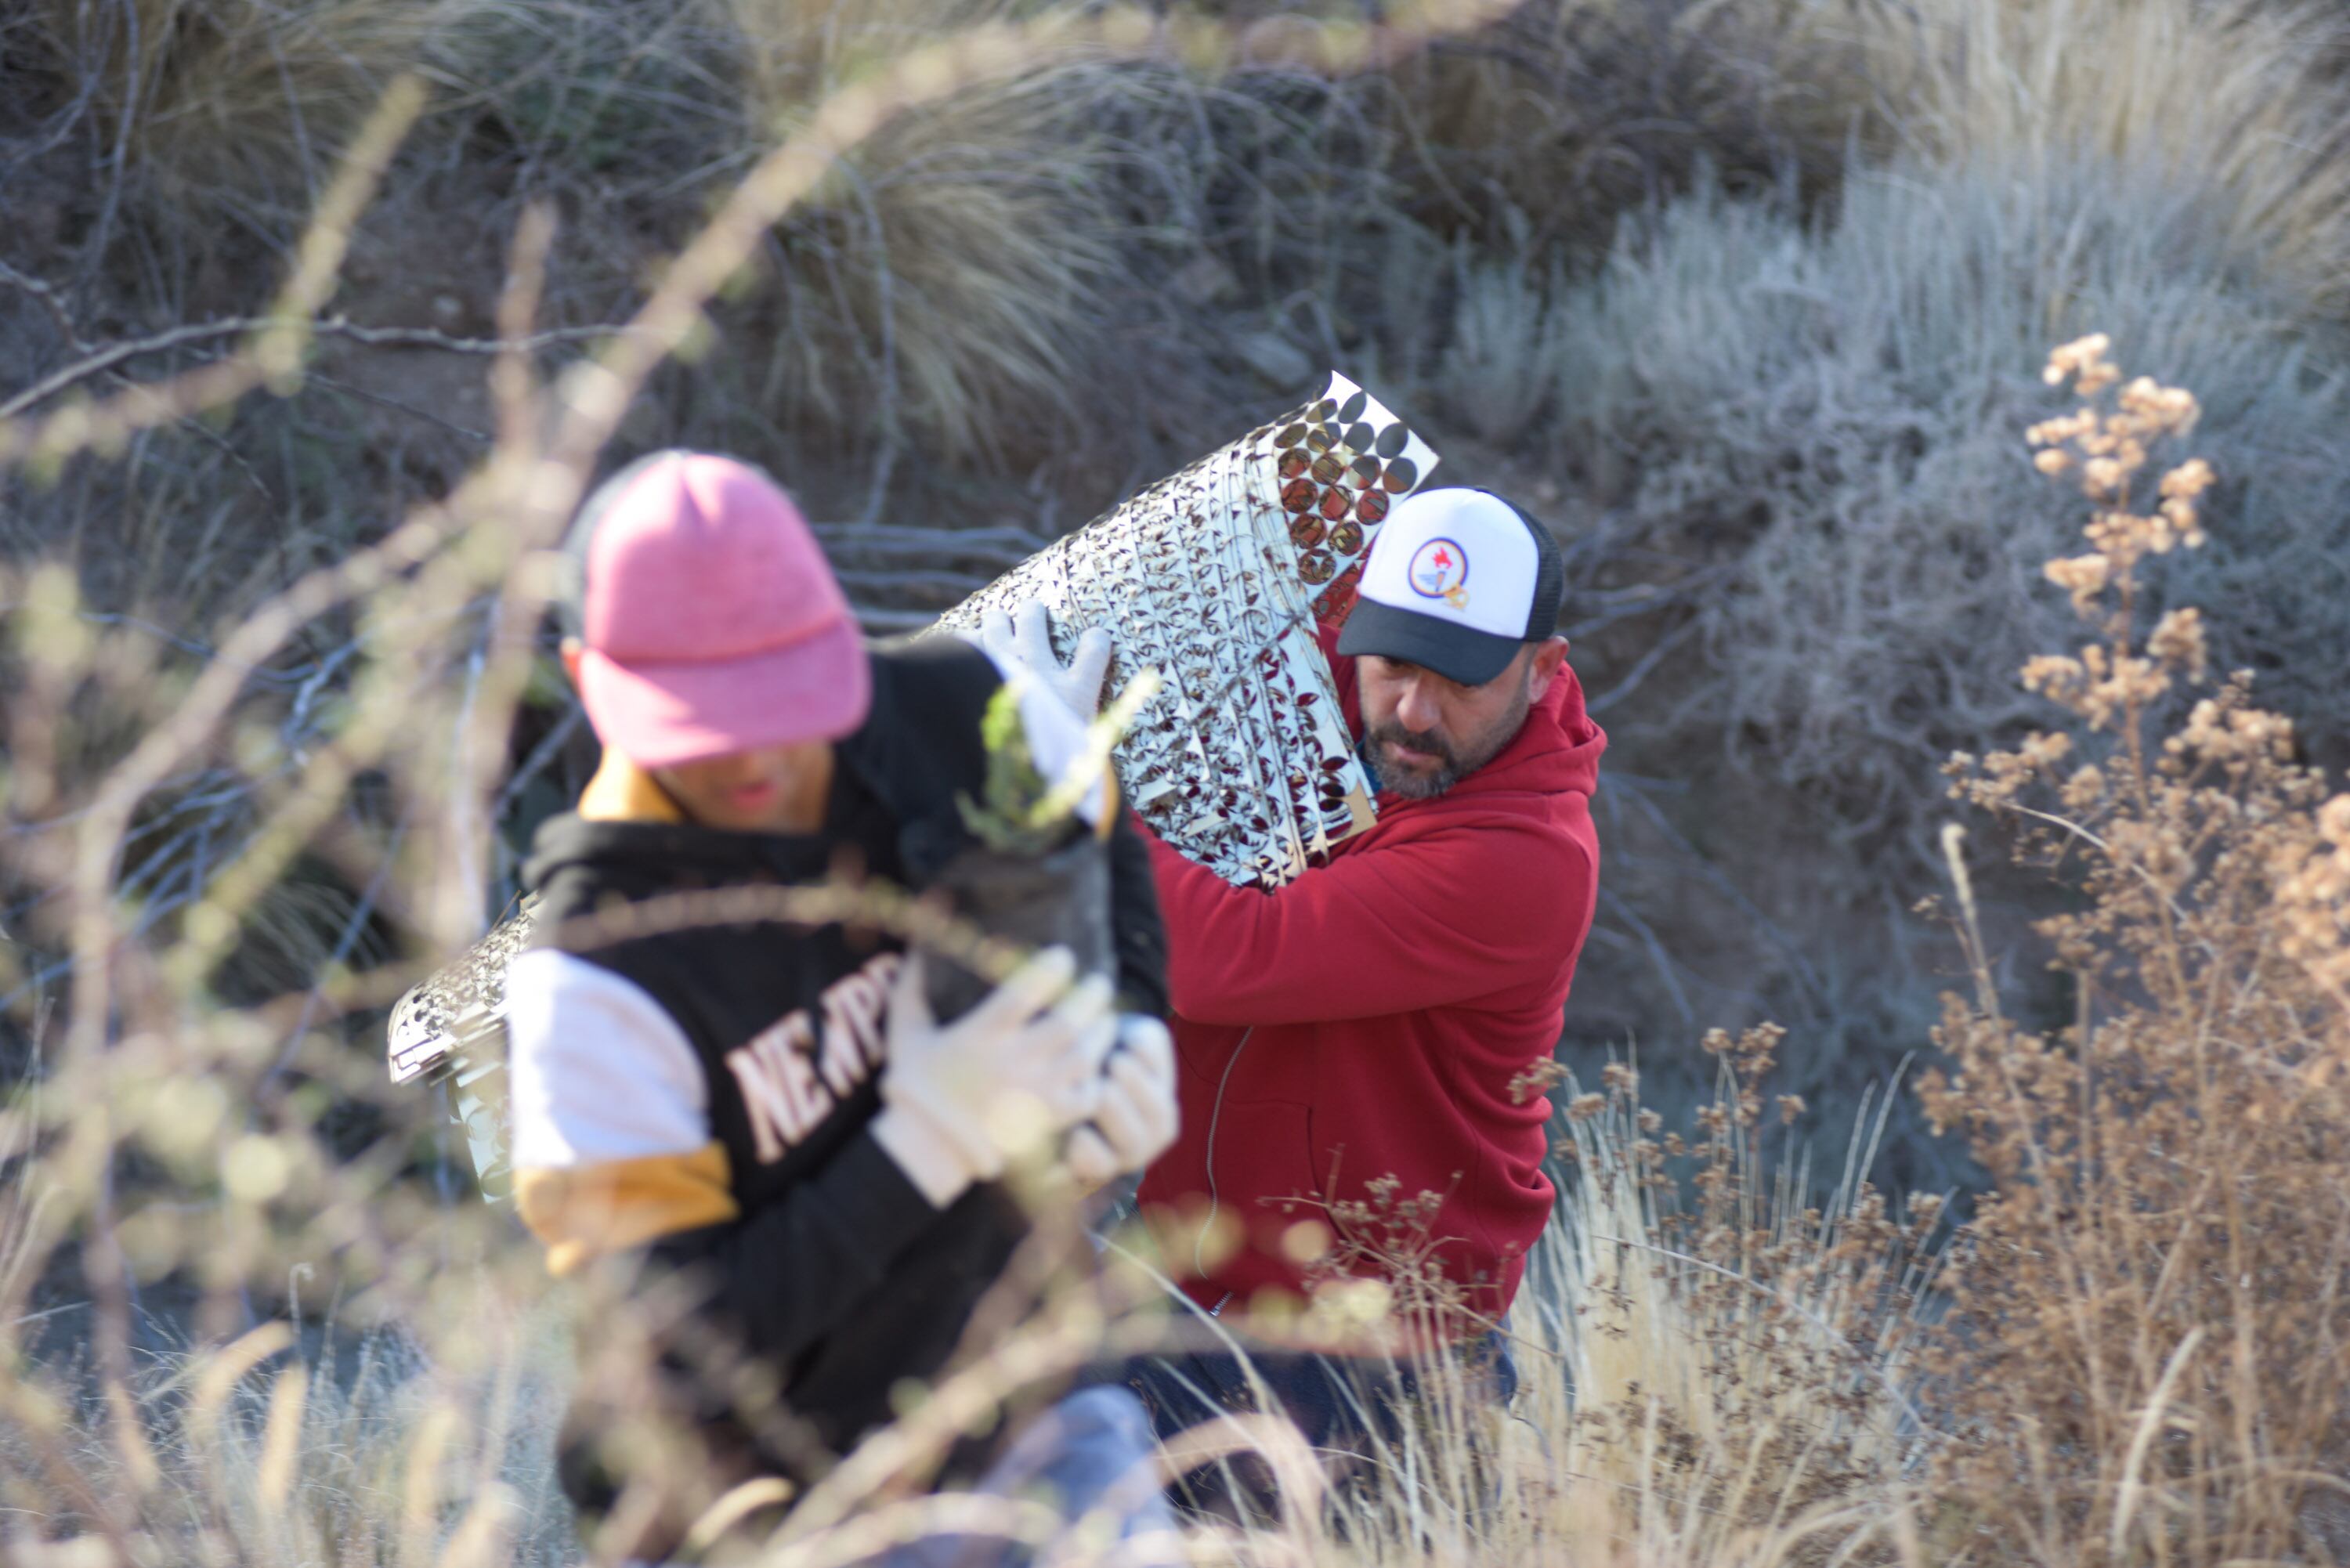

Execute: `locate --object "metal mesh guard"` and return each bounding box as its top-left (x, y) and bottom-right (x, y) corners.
top-left (931, 371), bottom-right (1439, 889)
top-left (385, 897), bottom-right (537, 1205)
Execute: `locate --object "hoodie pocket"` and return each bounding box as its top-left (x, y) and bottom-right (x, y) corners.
top-left (1203, 1097), bottom-right (1320, 1263)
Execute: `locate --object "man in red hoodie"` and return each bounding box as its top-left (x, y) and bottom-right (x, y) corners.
top-left (992, 486), bottom-right (1605, 1465)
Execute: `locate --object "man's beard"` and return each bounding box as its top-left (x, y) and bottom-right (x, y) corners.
top-left (1363, 673), bottom-right (1532, 800)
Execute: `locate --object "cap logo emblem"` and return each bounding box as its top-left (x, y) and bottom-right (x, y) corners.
top-left (1408, 537), bottom-right (1470, 611)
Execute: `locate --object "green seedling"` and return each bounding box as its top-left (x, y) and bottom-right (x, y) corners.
top-left (957, 666), bottom-right (1161, 857)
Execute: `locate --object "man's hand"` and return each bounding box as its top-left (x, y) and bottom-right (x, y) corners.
top-left (980, 602), bottom-right (1113, 720)
top-left (872, 948), bottom-right (1116, 1208)
top-left (1065, 1015), bottom-right (1177, 1189)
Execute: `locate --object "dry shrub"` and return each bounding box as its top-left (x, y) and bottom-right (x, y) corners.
top-left (1362, 0), bottom-right (2350, 1143)
top-left (701, 0), bottom-right (1946, 479)
top-left (1556, 158), bottom-right (2350, 841)
top-left (1226, 0), bottom-right (1910, 449)
top-left (1429, 220), bottom-right (1574, 448)
top-left (1915, 338), bottom-right (2350, 1565)
top-left (1501, 335), bottom-right (2350, 1568)
top-left (1533, 151), bottom-right (2350, 1151)
top-left (1527, 0), bottom-right (2350, 806)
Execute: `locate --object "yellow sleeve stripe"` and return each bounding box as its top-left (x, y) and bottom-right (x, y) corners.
top-left (577, 749), bottom-right (685, 824)
top-left (1095, 768), bottom-right (1119, 840)
top-left (515, 1142), bottom-right (738, 1277)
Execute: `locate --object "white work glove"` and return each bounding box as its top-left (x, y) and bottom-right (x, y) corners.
top-left (979, 602), bottom-right (1114, 720)
top-left (1065, 1015), bottom-right (1177, 1189)
top-left (871, 947), bottom-right (1116, 1209)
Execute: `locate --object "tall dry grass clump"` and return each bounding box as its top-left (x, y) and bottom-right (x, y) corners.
top-left (718, 0), bottom-right (1183, 469)
top-left (14, 0), bottom-right (469, 225)
top-left (1531, 1041), bottom-right (1939, 1563)
top-left (1386, 0), bottom-right (1886, 248)
top-left (1880, 0), bottom-right (2350, 324)
top-left (1914, 335), bottom-right (2350, 1564)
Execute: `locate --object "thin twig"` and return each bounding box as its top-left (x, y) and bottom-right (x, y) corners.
top-left (302, 367), bottom-right (492, 443)
top-left (0, 317), bottom-right (642, 421)
top-left (1598, 883), bottom-right (1697, 1029)
top-left (2, 77), bottom-right (430, 471)
top-left (1586, 616), bottom-right (1704, 718)
top-left (1940, 823), bottom-right (2001, 1020)
top-left (493, 701), bottom-right (585, 822)
top-left (0, 261), bottom-right (90, 350)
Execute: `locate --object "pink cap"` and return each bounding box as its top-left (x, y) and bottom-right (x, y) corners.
top-left (573, 453), bottom-right (870, 768)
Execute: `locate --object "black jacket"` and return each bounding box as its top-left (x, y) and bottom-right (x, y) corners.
top-left (509, 638), bottom-right (1166, 1504)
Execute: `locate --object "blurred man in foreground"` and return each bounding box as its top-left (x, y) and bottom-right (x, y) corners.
top-left (991, 486), bottom-right (1604, 1478)
top-left (502, 451), bottom-right (1180, 1561)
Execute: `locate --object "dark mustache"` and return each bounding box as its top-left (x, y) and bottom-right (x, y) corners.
top-left (1367, 720), bottom-right (1458, 768)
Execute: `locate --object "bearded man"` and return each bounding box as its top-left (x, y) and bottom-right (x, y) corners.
top-left (989, 485), bottom-right (1605, 1467)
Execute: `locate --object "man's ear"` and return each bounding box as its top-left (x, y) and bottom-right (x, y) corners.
top-left (1524, 635), bottom-right (1570, 703)
top-left (559, 638), bottom-right (584, 688)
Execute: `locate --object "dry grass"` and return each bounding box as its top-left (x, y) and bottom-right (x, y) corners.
top-left (14, 0), bottom-right (481, 261)
top-left (0, 994), bottom-right (1953, 1568)
top-left (0, 1313), bottom-right (580, 1566)
top-left (1380, 0), bottom-right (1888, 244)
top-left (721, 3), bottom-right (1184, 468)
top-left (1881, 0), bottom-right (2350, 323)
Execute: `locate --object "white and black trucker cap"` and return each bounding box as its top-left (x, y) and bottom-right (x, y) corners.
top-left (1335, 487), bottom-right (1564, 686)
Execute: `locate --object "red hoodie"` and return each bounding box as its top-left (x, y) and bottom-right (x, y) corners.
top-left (1134, 624), bottom-right (1605, 1339)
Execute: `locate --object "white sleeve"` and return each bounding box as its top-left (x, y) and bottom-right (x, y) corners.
top-left (505, 949), bottom-right (708, 1169)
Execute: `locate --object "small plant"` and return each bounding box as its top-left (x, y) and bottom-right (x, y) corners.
top-left (956, 667), bottom-right (1159, 858)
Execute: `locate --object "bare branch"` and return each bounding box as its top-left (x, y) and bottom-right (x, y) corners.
top-left (0, 260), bottom-right (90, 351)
top-left (0, 316), bottom-right (638, 422)
top-left (0, 76), bottom-right (426, 469)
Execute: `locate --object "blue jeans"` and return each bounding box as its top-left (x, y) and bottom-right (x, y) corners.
top-left (1119, 1331), bottom-right (1517, 1449)
top-left (1111, 1331), bottom-right (1517, 1519)
top-left (620, 1388), bottom-right (1170, 1568)
top-left (886, 1386), bottom-right (1173, 1568)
